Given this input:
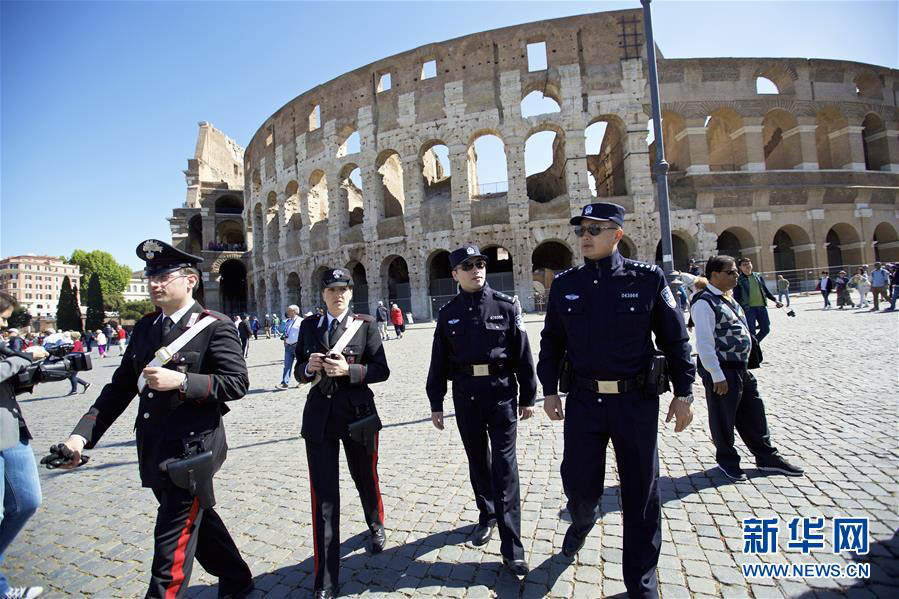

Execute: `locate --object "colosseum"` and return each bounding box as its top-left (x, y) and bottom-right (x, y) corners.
top-left (167, 8), bottom-right (898, 320)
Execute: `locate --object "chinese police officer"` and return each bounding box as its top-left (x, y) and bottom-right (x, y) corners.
top-left (538, 203), bottom-right (696, 599)
top-left (426, 244), bottom-right (537, 576)
top-left (55, 239), bottom-right (254, 599)
top-left (294, 268), bottom-right (390, 599)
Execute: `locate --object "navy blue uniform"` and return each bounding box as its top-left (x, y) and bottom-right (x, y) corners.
top-left (538, 250), bottom-right (694, 599)
top-left (426, 284), bottom-right (537, 561)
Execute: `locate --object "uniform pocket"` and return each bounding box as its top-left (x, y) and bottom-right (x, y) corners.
top-left (484, 321), bottom-right (507, 345)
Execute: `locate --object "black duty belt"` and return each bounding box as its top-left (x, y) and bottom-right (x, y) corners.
top-left (456, 363), bottom-right (510, 377)
top-left (575, 374), bottom-right (644, 394)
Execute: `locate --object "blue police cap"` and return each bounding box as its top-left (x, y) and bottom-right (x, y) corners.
top-left (320, 267), bottom-right (353, 289)
top-left (136, 239), bottom-right (203, 277)
top-left (570, 202), bottom-right (626, 226)
top-left (449, 244), bottom-right (488, 269)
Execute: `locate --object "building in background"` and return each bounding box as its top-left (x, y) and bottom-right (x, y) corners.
top-left (123, 270), bottom-right (151, 302)
top-left (0, 255), bottom-right (81, 320)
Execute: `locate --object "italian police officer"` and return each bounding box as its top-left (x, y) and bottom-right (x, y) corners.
top-left (426, 244), bottom-right (537, 577)
top-left (54, 240), bottom-right (254, 599)
top-left (294, 268), bottom-right (390, 599)
top-left (538, 203), bottom-right (696, 599)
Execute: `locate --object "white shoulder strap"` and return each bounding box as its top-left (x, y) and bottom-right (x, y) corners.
top-left (310, 317), bottom-right (366, 389)
top-left (137, 315), bottom-right (218, 392)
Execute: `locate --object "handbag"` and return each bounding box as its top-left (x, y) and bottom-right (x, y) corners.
top-left (748, 335), bottom-right (763, 370)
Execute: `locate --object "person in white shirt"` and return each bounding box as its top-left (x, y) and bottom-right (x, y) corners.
top-left (278, 305), bottom-right (302, 389)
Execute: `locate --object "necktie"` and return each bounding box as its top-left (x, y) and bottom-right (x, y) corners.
top-left (162, 316), bottom-right (174, 339)
top-left (328, 317), bottom-right (339, 346)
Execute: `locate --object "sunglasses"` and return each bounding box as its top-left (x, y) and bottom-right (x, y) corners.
top-left (574, 224), bottom-right (618, 237)
top-left (720, 269), bottom-right (739, 275)
top-left (458, 260), bottom-right (487, 272)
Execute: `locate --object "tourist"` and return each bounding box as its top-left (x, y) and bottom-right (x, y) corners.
top-left (850, 268), bottom-right (870, 308)
top-left (390, 303), bottom-right (404, 338)
top-left (375, 301), bottom-right (389, 340)
top-left (95, 329), bottom-right (107, 358)
top-left (67, 332), bottom-right (90, 395)
top-left (733, 258), bottom-right (781, 342)
top-left (817, 271), bottom-right (834, 309)
top-left (776, 275), bottom-right (790, 307)
top-left (834, 271), bottom-right (854, 309)
top-left (870, 262), bottom-right (891, 310)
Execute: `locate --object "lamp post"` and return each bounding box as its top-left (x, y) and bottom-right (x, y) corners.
top-left (641, 0), bottom-right (674, 275)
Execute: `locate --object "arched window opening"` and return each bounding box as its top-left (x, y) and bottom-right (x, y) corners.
top-left (706, 110), bottom-right (742, 172)
top-left (854, 72), bottom-right (882, 99)
top-left (286, 272), bottom-right (301, 311)
top-left (655, 234), bottom-right (692, 272)
top-left (349, 263), bottom-right (369, 315)
top-left (309, 104), bottom-right (321, 131)
top-left (862, 114), bottom-right (888, 171)
top-left (215, 195), bottom-right (243, 214)
top-left (873, 222), bottom-right (899, 262)
top-left (586, 119), bottom-right (627, 196)
top-left (187, 215), bottom-right (203, 256)
top-left (469, 134), bottom-right (508, 199)
top-left (422, 143), bottom-right (451, 200)
top-left (428, 250), bottom-right (454, 314)
top-left (815, 108), bottom-right (850, 169)
top-left (772, 225), bottom-right (813, 278)
top-left (716, 231), bottom-right (742, 258)
top-left (525, 130), bottom-right (566, 203)
top-left (482, 246), bottom-right (515, 295)
top-left (266, 191), bottom-right (280, 263)
top-left (308, 171), bottom-right (329, 223)
top-left (220, 260), bottom-right (248, 315)
top-left (336, 127), bottom-right (361, 158)
top-left (340, 165), bottom-right (364, 226)
top-left (756, 77), bottom-right (779, 94)
top-left (376, 151), bottom-right (405, 218)
top-left (532, 241), bottom-right (573, 309)
top-left (252, 204), bottom-right (264, 265)
top-left (619, 236), bottom-right (636, 259)
top-left (827, 223), bottom-right (862, 267)
top-left (520, 90), bottom-right (561, 118)
top-left (382, 256), bottom-right (411, 314)
top-left (215, 220), bottom-right (245, 249)
top-left (269, 274), bottom-right (282, 316)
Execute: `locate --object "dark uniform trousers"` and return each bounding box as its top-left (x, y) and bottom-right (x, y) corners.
top-left (453, 390), bottom-right (524, 560)
top-left (305, 423), bottom-right (384, 591)
top-left (148, 485), bottom-right (251, 599)
top-left (698, 364), bottom-right (777, 469)
top-left (561, 388), bottom-right (661, 598)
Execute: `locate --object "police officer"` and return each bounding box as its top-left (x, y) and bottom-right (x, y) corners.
top-left (54, 240), bottom-right (254, 599)
top-left (426, 245), bottom-right (537, 577)
top-left (538, 203), bottom-right (695, 599)
top-left (294, 268), bottom-right (390, 599)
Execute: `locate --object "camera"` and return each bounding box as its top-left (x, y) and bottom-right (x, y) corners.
top-left (0, 343), bottom-right (93, 394)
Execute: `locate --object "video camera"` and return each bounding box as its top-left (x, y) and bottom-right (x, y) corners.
top-left (0, 343), bottom-right (92, 394)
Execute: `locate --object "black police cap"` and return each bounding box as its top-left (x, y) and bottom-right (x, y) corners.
top-left (570, 202), bottom-right (626, 226)
top-left (136, 239), bottom-right (203, 277)
top-left (449, 244), bottom-right (488, 269)
top-left (320, 267), bottom-right (354, 289)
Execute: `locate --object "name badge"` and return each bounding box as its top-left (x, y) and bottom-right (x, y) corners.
top-left (187, 313), bottom-right (199, 327)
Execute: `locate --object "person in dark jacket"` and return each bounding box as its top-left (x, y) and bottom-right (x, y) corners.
top-left (1, 292), bottom-right (48, 599)
top-left (733, 258), bottom-right (781, 343)
top-left (237, 314), bottom-right (252, 357)
top-left (817, 270), bottom-right (835, 309)
top-left (53, 240), bottom-right (253, 599)
top-left (294, 268), bottom-right (390, 599)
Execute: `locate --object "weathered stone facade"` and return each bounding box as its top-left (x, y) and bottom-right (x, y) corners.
top-left (200, 9), bottom-right (896, 320)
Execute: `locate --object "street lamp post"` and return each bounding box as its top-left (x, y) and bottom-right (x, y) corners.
top-left (641, 0), bottom-right (674, 276)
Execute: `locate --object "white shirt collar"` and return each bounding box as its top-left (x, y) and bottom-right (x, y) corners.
top-left (157, 299), bottom-right (196, 325)
top-left (326, 309), bottom-right (349, 328)
top-left (706, 282), bottom-right (724, 295)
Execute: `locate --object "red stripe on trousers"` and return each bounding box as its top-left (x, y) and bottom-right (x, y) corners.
top-left (309, 473), bottom-right (319, 572)
top-left (165, 497), bottom-right (200, 599)
top-left (371, 432), bottom-right (384, 523)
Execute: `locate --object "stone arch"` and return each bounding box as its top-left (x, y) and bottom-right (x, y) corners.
top-left (716, 226), bottom-right (755, 259)
top-left (854, 70), bottom-right (883, 100)
top-left (187, 214), bottom-right (203, 256)
top-left (421, 140), bottom-right (452, 200)
top-left (525, 125), bottom-right (567, 203)
top-left (762, 109), bottom-right (801, 170)
top-left (480, 245), bottom-right (515, 295)
top-left (219, 259), bottom-right (248, 316)
top-left (520, 88), bottom-right (562, 118)
top-left (468, 131), bottom-right (508, 199)
top-left (252, 203), bottom-right (264, 267)
top-left (873, 221), bottom-right (899, 262)
top-left (380, 255), bottom-right (411, 314)
top-left (862, 113), bottom-right (889, 171)
top-left (250, 169), bottom-right (261, 195)
top-left (826, 222), bottom-right (863, 267)
top-left (345, 261), bottom-right (369, 315)
top-left (753, 63), bottom-right (797, 95)
top-left (426, 249), bottom-right (454, 312)
top-left (619, 235), bottom-right (636, 259)
top-left (772, 224), bottom-right (813, 274)
top-left (376, 150), bottom-right (405, 218)
top-left (216, 219), bottom-right (245, 246)
top-left (815, 107), bottom-right (850, 169)
top-left (532, 240), bottom-right (573, 304)
top-left (585, 115), bottom-right (627, 196)
top-left (286, 271), bottom-right (301, 310)
top-left (265, 191), bottom-right (280, 263)
top-left (215, 195), bottom-right (243, 214)
top-left (706, 109), bottom-right (743, 172)
top-left (308, 170), bottom-right (329, 223)
top-left (336, 124), bottom-right (361, 157)
top-left (339, 163), bottom-right (364, 226)
top-left (660, 110), bottom-right (687, 172)
top-left (655, 231), bottom-right (694, 271)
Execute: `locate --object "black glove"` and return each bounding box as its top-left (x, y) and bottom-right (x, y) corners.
top-left (39, 443), bottom-right (90, 469)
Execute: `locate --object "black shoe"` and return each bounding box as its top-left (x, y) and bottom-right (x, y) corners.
top-left (561, 525), bottom-right (588, 558)
top-left (82, 382), bottom-right (92, 394)
top-left (757, 456), bottom-right (804, 477)
top-left (314, 587), bottom-right (337, 599)
top-left (470, 521), bottom-right (495, 546)
top-left (717, 463), bottom-right (747, 481)
top-left (218, 579), bottom-right (254, 599)
top-left (370, 526), bottom-right (387, 553)
top-left (67, 390), bottom-right (78, 396)
top-left (503, 558), bottom-right (529, 577)
top-left (277, 383), bottom-right (289, 389)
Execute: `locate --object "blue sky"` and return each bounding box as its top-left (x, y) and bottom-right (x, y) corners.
top-left (2, 1), bottom-right (896, 270)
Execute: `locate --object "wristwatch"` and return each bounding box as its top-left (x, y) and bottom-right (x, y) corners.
top-left (675, 395), bottom-right (694, 405)
top-left (178, 375), bottom-right (188, 393)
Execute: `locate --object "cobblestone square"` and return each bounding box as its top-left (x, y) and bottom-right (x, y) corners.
top-left (5, 295), bottom-right (898, 598)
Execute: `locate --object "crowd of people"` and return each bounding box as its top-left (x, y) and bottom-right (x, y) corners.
top-left (816, 262), bottom-right (898, 311)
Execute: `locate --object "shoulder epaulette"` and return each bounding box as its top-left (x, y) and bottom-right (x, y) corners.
top-left (201, 309), bottom-right (232, 323)
top-left (554, 266), bottom-right (580, 279)
top-left (493, 291), bottom-right (514, 303)
top-left (353, 313), bottom-right (374, 322)
top-left (438, 295), bottom-right (461, 313)
top-left (623, 258), bottom-right (658, 273)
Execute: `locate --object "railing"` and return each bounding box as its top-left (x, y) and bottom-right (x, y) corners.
top-left (475, 180), bottom-right (509, 196)
top-left (756, 263), bottom-right (878, 294)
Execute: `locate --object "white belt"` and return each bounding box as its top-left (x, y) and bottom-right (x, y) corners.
top-left (137, 316), bottom-right (217, 392)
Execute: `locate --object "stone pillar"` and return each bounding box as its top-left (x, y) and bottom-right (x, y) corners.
top-left (679, 117), bottom-right (710, 174)
top-left (409, 260), bottom-right (430, 322)
top-left (513, 241), bottom-right (535, 313)
top-left (880, 126), bottom-right (899, 172)
top-left (563, 127), bottom-right (588, 204)
top-left (297, 180), bottom-right (312, 256)
top-left (202, 207), bottom-right (215, 248)
top-left (789, 117), bottom-right (819, 170)
top-left (504, 136), bottom-right (528, 225)
top-left (751, 211), bottom-right (773, 271)
top-left (277, 272), bottom-right (289, 317)
top-left (366, 254), bottom-right (384, 318)
top-left (448, 143), bottom-right (472, 239)
top-left (278, 199), bottom-right (289, 263)
top-left (360, 165), bottom-right (378, 243)
top-left (833, 126), bottom-right (867, 171)
top-left (731, 118), bottom-right (765, 171)
top-left (623, 113), bottom-right (653, 206)
top-left (854, 202), bottom-right (875, 264)
top-left (401, 155), bottom-right (424, 240)
top-left (326, 166), bottom-right (344, 251)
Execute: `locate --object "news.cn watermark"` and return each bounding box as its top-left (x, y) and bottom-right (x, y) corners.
top-left (741, 516), bottom-right (871, 579)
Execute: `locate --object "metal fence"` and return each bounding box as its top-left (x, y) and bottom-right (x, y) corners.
top-left (757, 263), bottom-right (875, 295)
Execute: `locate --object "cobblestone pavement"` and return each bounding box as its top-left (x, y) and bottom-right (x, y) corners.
top-left (6, 295), bottom-right (898, 598)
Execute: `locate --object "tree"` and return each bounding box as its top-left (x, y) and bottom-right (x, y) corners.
top-left (104, 294), bottom-right (125, 315)
top-left (119, 299), bottom-right (156, 322)
top-left (68, 249), bottom-right (132, 302)
top-left (86, 273), bottom-right (105, 331)
top-left (8, 307), bottom-right (32, 329)
top-left (56, 276), bottom-right (83, 332)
